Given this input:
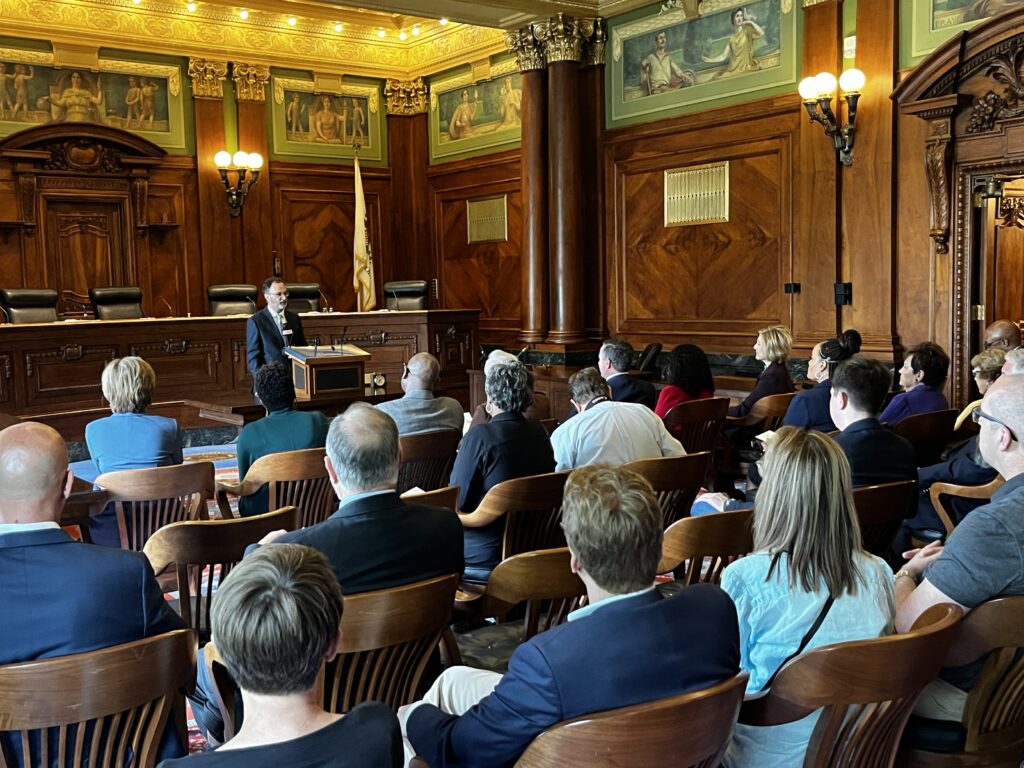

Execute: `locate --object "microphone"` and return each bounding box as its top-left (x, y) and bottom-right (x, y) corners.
top-left (388, 285), bottom-right (400, 311)
top-left (318, 288), bottom-right (331, 312)
top-left (313, 337), bottom-right (318, 357)
top-left (245, 296), bottom-right (257, 316)
top-left (0, 305), bottom-right (9, 324)
top-left (158, 296), bottom-right (173, 317)
top-left (515, 346), bottom-right (529, 360)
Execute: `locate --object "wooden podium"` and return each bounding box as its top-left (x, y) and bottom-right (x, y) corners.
top-left (285, 344), bottom-right (371, 402)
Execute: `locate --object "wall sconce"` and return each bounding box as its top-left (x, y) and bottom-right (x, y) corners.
top-left (797, 69), bottom-right (865, 166)
top-left (213, 150), bottom-right (263, 217)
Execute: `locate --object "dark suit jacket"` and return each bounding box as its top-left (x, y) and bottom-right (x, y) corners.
top-left (0, 528), bottom-right (187, 762)
top-left (407, 585), bottom-right (740, 768)
top-left (608, 373), bottom-right (657, 410)
top-left (729, 361), bottom-right (794, 417)
top-left (782, 379), bottom-right (836, 432)
top-left (245, 308), bottom-right (307, 375)
top-left (272, 491), bottom-right (464, 595)
top-left (834, 417), bottom-right (918, 488)
top-left (907, 436), bottom-right (998, 533)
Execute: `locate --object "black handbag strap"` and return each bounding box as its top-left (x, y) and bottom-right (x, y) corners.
top-left (759, 595), bottom-right (835, 692)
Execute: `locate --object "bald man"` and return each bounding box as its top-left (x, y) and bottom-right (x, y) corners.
top-left (894, 374), bottom-right (1024, 722)
top-left (375, 352), bottom-right (464, 435)
top-left (0, 423), bottom-right (187, 757)
top-left (983, 319), bottom-right (1022, 351)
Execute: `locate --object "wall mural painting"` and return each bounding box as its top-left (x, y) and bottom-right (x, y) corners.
top-left (909, 0), bottom-right (1023, 63)
top-left (429, 70), bottom-right (522, 162)
top-left (609, 0), bottom-right (796, 126)
top-left (930, 0), bottom-right (1022, 31)
top-left (284, 91), bottom-right (371, 147)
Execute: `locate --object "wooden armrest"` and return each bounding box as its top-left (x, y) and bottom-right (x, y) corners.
top-left (726, 413), bottom-right (760, 429)
top-left (737, 689), bottom-right (809, 727)
top-left (928, 477), bottom-right (1003, 538)
top-left (216, 479), bottom-right (243, 496)
top-left (203, 641), bottom-right (238, 742)
top-left (215, 488), bottom-right (236, 519)
top-left (928, 484), bottom-right (958, 538)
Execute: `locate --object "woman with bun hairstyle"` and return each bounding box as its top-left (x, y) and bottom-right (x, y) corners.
top-left (782, 330), bottom-right (862, 432)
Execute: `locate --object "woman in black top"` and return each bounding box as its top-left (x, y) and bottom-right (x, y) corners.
top-left (729, 325), bottom-right (796, 417)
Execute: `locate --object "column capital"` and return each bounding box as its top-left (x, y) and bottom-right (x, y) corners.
top-left (583, 18), bottom-right (606, 67)
top-left (505, 26), bottom-right (546, 72)
top-left (187, 58), bottom-right (228, 99)
top-left (232, 62), bottom-right (270, 102)
top-left (534, 14), bottom-right (591, 65)
top-left (384, 77), bottom-right (428, 115)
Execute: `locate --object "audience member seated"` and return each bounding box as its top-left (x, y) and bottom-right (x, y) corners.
top-left (728, 325), bottom-right (795, 418)
top-left (879, 341), bottom-right (950, 425)
top-left (0, 422), bottom-right (186, 762)
top-left (895, 372), bottom-right (1024, 724)
top-left (782, 329), bottom-right (861, 432)
top-left (829, 357), bottom-right (918, 487)
top-left (451, 360), bottom-right (555, 581)
top-left (654, 343), bottom-right (715, 418)
top-left (551, 367), bottom-right (684, 471)
top-left (85, 356), bottom-right (183, 547)
top-left (599, 338), bottom-right (657, 410)
top-left (721, 427), bottom-right (895, 768)
top-left (400, 464), bottom-right (740, 768)
top-left (191, 403), bottom-right (462, 744)
top-left (236, 362), bottom-right (328, 517)
top-left (954, 348), bottom-right (1004, 430)
top-left (468, 350), bottom-right (550, 427)
top-left (375, 352), bottom-right (463, 436)
top-left (1005, 348), bottom-right (1024, 376)
top-left (982, 318), bottom-right (1022, 352)
top-left (158, 545), bottom-right (401, 768)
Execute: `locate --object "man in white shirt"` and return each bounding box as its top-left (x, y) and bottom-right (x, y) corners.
top-left (551, 367), bottom-right (684, 471)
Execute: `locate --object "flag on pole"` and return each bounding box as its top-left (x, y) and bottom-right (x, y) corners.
top-left (352, 152), bottom-right (376, 312)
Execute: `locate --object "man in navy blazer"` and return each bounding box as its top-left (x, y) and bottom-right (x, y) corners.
top-left (245, 277), bottom-right (307, 375)
top-left (401, 464), bottom-right (740, 768)
top-left (0, 422), bottom-right (187, 760)
top-left (600, 338), bottom-right (657, 409)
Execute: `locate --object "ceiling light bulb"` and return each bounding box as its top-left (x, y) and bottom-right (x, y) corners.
top-left (377, 28), bottom-right (386, 38)
top-left (287, 16), bottom-right (296, 25)
top-left (797, 76), bottom-right (819, 101)
top-left (439, 17), bottom-right (448, 25)
top-left (131, 0), bottom-right (142, 4)
top-left (815, 71), bottom-right (838, 97)
top-left (839, 67), bottom-right (866, 94)
top-left (399, 30), bottom-right (408, 40)
top-left (214, 151), bottom-right (232, 168)
top-left (247, 152), bottom-right (264, 170)
top-left (186, 1), bottom-right (196, 10)
top-left (411, 25), bottom-right (420, 35)
top-left (238, 8), bottom-right (248, 19)
top-left (334, 22), bottom-right (342, 31)
top-left (232, 150), bottom-right (250, 168)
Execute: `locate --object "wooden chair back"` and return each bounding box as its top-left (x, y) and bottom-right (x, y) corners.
top-left (514, 672), bottom-right (750, 768)
top-left (402, 485), bottom-right (459, 512)
top-left (851, 480), bottom-right (917, 559)
top-left (95, 461), bottom-right (215, 551)
top-left (0, 629), bottom-right (195, 768)
top-left (472, 471), bottom-right (570, 560)
top-left (727, 392), bottom-right (797, 430)
top-left (397, 429), bottom-right (462, 494)
top-left (662, 397), bottom-right (731, 453)
top-left (324, 573), bottom-right (459, 713)
top-left (0, 413), bottom-right (18, 432)
top-left (928, 475), bottom-right (1004, 537)
top-left (892, 409), bottom-right (958, 467)
top-left (657, 508), bottom-right (754, 580)
top-left (218, 448), bottom-right (335, 528)
top-left (739, 604), bottom-right (963, 768)
top-left (143, 507), bottom-right (300, 642)
top-left (625, 452), bottom-right (710, 528)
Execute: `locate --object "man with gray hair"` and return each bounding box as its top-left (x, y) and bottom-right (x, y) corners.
top-left (1002, 347), bottom-right (1024, 375)
top-left (550, 367), bottom-right (684, 471)
top-left (375, 352), bottom-right (464, 435)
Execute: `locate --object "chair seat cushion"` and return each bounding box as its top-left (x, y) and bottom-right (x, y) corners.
top-left (455, 621), bottom-right (524, 674)
top-left (901, 714), bottom-right (967, 754)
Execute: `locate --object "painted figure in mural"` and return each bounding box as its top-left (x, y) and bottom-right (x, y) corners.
top-left (350, 98), bottom-right (365, 144)
top-left (286, 92), bottom-right (307, 134)
top-left (313, 95), bottom-right (341, 142)
top-left (498, 77), bottom-right (522, 127)
top-left (702, 8), bottom-right (765, 78)
top-left (139, 78), bottom-right (160, 129)
top-left (640, 31), bottom-right (692, 94)
top-left (44, 71), bottom-right (104, 123)
top-left (448, 89), bottom-right (476, 140)
top-left (0, 65), bottom-right (15, 119)
top-left (338, 97), bottom-right (349, 145)
top-left (125, 77), bottom-right (142, 127)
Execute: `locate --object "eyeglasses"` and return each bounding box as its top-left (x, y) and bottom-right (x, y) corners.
top-left (268, 291), bottom-right (289, 298)
top-left (972, 407), bottom-right (1019, 442)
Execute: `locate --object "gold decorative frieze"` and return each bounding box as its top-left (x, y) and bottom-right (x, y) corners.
top-left (0, 47), bottom-right (54, 65)
top-left (534, 14), bottom-right (595, 65)
top-left (188, 58), bottom-right (228, 99)
top-left (505, 27), bottom-right (546, 72)
top-left (232, 63), bottom-right (270, 103)
top-left (384, 78), bottom-right (428, 115)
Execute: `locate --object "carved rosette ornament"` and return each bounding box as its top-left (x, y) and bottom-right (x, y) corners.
top-left (966, 47), bottom-right (1024, 133)
top-left (188, 58), bottom-right (228, 99)
top-left (924, 121), bottom-right (952, 254)
top-left (534, 14), bottom-right (593, 65)
top-left (997, 196), bottom-right (1024, 228)
top-left (232, 63), bottom-right (270, 103)
top-left (505, 27), bottom-right (546, 72)
top-left (384, 78), bottom-right (428, 115)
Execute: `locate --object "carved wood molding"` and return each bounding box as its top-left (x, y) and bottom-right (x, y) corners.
top-left (997, 195), bottom-right (1024, 228)
top-left (924, 119), bottom-right (953, 254)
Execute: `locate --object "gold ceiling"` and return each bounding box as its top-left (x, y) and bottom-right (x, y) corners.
top-left (0, 0), bottom-right (653, 79)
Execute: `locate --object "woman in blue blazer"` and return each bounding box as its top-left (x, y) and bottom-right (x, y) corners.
top-left (783, 329), bottom-right (861, 432)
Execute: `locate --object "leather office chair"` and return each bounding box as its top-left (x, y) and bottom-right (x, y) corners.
top-left (0, 288), bottom-right (59, 324)
top-left (286, 282), bottom-right (320, 312)
top-left (208, 284), bottom-right (257, 316)
top-left (89, 286), bottom-right (144, 320)
top-left (384, 280), bottom-right (428, 311)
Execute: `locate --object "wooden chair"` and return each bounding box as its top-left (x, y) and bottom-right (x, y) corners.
top-left (657, 508), bottom-right (754, 581)
top-left (738, 604), bottom-right (963, 768)
top-left (474, 471), bottom-right (570, 560)
top-left (898, 596), bottom-right (1024, 767)
top-left (143, 506), bottom-right (300, 643)
top-left (928, 475), bottom-right (1005, 538)
top-left (852, 480), bottom-right (917, 559)
top-left (625, 452), bottom-right (710, 528)
top-left (892, 409), bottom-right (958, 467)
top-left (663, 396), bottom-right (731, 453)
top-left (397, 429), bottom-right (461, 494)
top-left (217, 447), bottom-right (335, 528)
top-left (725, 392), bottom-right (797, 431)
top-left (403, 485), bottom-right (459, 512)
top-left (94, 461), bottom-right (216, 551)
top-left (0, 629), bottom-right (195, 768)
top-left (0, 413), bottom-right (18, 431)
top-left (514, 672), bottom-right (750, 768)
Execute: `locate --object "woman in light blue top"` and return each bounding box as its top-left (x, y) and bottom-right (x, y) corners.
top-left (85, 356), bottom-right (183, 547)
top-left (721, 427), bottom-right (895, 768)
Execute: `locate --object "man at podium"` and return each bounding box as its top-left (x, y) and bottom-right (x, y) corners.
top-left (246, 277), bottom-right (307, 375)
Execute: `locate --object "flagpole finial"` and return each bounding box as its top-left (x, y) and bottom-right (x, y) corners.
top-left (352, 142), bottom-right (361, 155)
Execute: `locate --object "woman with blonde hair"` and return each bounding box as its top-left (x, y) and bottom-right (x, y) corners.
top-left (728, 325), bottom-right (795, 417)
top-left (954, 347), bottom-right (1005, 430)
top-left (85, 356), bottom-right (182, 546)
top-left (721, 427), bottom-right (895, 767)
